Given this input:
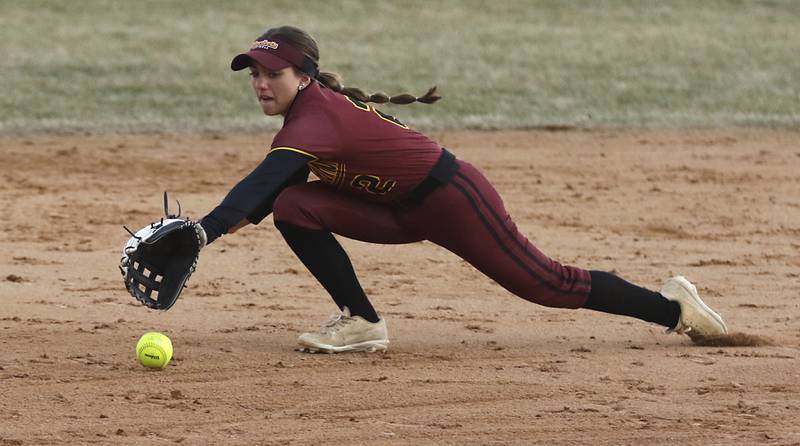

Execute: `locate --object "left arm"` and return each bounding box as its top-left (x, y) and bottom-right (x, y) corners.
top-left (199, 149), bottom-right (313, 244)
top-left (227, 218), bottom-right (250, 234)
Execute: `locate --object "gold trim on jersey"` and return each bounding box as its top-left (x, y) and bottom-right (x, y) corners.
top-left (308, 159), bottom-right (346, 187)
top-left (372, 107), bottom-right (409, 129)
top-left (344, 96), bottom-right (370, 112)
top-left (343, 96), bottom-right (409, 129)
top-left (269, 146), bottom-right (318, 160)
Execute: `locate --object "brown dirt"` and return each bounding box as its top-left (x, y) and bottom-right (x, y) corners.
top-left (1, 129), bottom-right (799, 445)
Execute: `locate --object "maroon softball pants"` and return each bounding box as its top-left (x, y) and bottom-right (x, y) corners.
top-left (272, 160), bottom-right (592, 309)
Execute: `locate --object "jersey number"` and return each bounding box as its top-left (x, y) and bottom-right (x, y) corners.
top-left (345, 97), bottom-right (408, 129)
top-left (351, 175), bottom-right (396, 195)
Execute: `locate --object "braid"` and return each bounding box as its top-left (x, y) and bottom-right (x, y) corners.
top-left (317, 70), bottom-right (440, 105)
top-left (258, 27), bottom-right (441, 105)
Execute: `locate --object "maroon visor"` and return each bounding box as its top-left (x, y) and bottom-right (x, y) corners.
top-left (230, 38), bottom-right (318, 76)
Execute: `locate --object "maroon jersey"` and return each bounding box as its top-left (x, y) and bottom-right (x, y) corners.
top-left (270, 80), bottom-right (442, 202)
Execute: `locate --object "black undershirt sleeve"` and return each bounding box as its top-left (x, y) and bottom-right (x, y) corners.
top-left (199, 150), bottom-right (312, 244)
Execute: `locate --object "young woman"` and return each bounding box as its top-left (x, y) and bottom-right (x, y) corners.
top-left (199, 26), bottom-right (728, 353)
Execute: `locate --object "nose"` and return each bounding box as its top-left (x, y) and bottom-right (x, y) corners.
top-left (253, 76), bottom-right (269, 92)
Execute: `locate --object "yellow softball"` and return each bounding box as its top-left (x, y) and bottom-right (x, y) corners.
top-left (136, 332), bottom-right (173, 369)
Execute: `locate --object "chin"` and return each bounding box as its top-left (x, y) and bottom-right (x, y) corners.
top-left (261, 107), bottom-right (283, 116)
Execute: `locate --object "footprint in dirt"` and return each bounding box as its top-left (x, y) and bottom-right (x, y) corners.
top-left (12, 256), bottom-right (61, 265)
top-left (690, 332), bottom-right (774, 347)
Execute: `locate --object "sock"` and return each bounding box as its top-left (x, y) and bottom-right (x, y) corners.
top-left (275, 221), bottom-right (380, 323)
top-left (583, 270), bottom-right (680, 328)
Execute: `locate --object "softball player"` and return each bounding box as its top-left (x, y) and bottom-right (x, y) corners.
top-left (200, 26), bottom-right (728, 353)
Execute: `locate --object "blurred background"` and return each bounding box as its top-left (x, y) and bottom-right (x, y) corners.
top-left (1, 0), bottom-right (798, 134)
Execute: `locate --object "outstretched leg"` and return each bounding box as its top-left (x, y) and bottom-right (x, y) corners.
top-left (404, 161), bottom-right (684, 329)
top-left (406, 161), bottom-right (591, 309)
top-left (584, 271), bottom-right (680, 328)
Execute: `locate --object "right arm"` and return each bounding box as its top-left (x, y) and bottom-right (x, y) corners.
top-left (199, 149), bottom-right (314, 244)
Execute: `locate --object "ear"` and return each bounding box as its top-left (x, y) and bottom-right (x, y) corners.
top-left (298, 73), bottom-right (312, 90)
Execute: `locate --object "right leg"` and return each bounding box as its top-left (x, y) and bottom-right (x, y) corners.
top-left (402, 161), bottom-right (687, 330)
top-left (584, 271), bottom-right (680, 328)
top-left (586, 273), bottom-right (728, 338)
top-left (403, 161), bottom-right (593, 309)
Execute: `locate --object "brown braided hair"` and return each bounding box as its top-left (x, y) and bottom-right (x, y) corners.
top-left (260, 26), bottom-right (441, 105)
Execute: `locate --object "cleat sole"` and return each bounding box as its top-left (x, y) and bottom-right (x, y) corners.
top-left (297, 340), bottom-right (389, 354)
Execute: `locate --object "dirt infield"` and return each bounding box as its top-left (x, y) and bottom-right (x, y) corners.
top-left (1, 129), bottom-right (799, 445)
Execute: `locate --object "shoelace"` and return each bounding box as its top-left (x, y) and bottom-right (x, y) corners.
top-left (319, 314), bottom-right (355, 334)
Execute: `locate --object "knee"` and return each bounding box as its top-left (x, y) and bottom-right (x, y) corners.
top-left (272, 185), bottom-right (323, 230)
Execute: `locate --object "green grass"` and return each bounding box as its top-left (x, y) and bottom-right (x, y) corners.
top-left (1, 0), bottom-right (799, 134)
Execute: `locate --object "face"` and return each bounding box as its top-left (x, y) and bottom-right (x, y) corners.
top-left (249, 62), bottom-right (310, 116)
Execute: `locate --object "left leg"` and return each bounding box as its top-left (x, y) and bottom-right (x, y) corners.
top-left (272, 182), bottom-right (427, 352)
top-left (272, 181), bottom-right (422, 323)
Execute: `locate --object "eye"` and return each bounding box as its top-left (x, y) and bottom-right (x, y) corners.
top-left (267, 71), bottom-right (282, 79)
top-left (249, 71), bottom-right (258, 78)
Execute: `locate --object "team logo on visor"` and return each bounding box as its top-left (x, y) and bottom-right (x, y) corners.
top-left (251, 39), bottom-right (279, 50)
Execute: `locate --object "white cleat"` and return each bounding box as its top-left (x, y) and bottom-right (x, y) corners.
top-left (661, 276), bottom-right (728, 339)
top-left (297, 307), bottom-right (389, 354)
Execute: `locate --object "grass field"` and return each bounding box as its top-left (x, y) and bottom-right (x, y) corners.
top-left (1, 0), bottom-right (798, 134)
